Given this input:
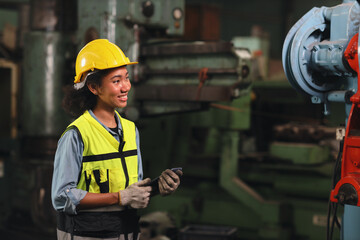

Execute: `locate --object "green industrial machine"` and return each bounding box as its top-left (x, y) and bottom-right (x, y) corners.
top-left (137, 81), bottom-right (340, 240)
top-left (0, 0), bottom-right (340, 239)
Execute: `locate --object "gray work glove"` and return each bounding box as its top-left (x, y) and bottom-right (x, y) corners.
top-left (159, 169), bottom-right (183, 196)
top-left (119, 178), bottom-right (152, 208)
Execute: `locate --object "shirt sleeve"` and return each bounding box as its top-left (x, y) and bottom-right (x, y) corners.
top-left (136, 127), bottom-right (144, 181)
top-left (51, 129), bottom-right (87, 215)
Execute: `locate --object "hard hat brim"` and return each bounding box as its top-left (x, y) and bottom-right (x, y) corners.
top-left (74, 61), bottom-right (138, 83)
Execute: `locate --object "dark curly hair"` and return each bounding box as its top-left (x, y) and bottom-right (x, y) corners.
top-left (62, 69), bottom-right (112, 118)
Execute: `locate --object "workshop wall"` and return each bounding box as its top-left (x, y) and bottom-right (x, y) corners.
top-left (185, 0), bottom-right (342, 58)
top-left (0, 9), bottom-right (17, 30)
top-left (0, 0), bottom-right (348, 58)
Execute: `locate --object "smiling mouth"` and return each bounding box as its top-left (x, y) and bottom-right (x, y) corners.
top-left (118, 95), bottom-right (128, 101)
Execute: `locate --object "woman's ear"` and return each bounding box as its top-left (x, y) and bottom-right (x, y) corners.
top-left (87, 82), bottom-right (98, 95)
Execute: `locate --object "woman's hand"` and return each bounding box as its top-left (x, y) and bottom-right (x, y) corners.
top-left (120, 178), bottom-right (152, 208)
top-left (158, 169), bottom-right (183, 196)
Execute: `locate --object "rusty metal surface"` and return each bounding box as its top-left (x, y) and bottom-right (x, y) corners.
top-left (135, 85), bottom-right (234, 102)
top-left (141, 41), bottom-right (234, 56)
top-left (273, 122), bottom-right (336, 143)
top-left (143, 68), bottom-right (237, 75)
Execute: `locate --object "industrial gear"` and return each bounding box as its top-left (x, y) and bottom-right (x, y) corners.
top-left (74, 39), bottom-right (138, 84)
top-left (64, 110), bottom-right (139, 193)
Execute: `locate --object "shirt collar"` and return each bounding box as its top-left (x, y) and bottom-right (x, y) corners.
top-left (88, 109), bottom-right (123, 134)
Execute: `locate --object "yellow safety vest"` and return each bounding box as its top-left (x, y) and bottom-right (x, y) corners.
top-left (65, 110), bottom-right (138, 193)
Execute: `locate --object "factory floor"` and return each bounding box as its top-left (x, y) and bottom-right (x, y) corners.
top-left (0, 212), bottom-right (56, 240)
top-left (0, 230), bottom-right (56, 240)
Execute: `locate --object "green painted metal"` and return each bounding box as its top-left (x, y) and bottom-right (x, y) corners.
top-left (138, 102), bottom-right (338, 239)
top-left (77, 0), bottom-right (184, 50)
top-left (142, 180), bottom-right (342, 239)
top-left (0, 9), bottom-right (17, 30)
top-left (78, 0), bottom-right (250, 118)
top-left (232, 36), bottom-right (270, 79)
top-left (291, 199), bottom-right (341, 240)
top-left (138, 90), bottom-right (251, 179)
top-left (22, 31), bottom-right (70, 137)
top-left (140, 183), bottom-right (263, 239)
top-left (136, 41), bottom-right (252, 115)
top-left (274, 175), bottom-right (332, 199)
top-left (241, 168), bottom-right (333, 199)
top-left (147, 53), bottom-right (238, 68)
top-left (137, 85), bottom-right (340, 238)
top-left (269, 142), bottom-right (331, 164)
top-left (77, 0), bottom-right (133, 52)
top-left (241, 160), bottom-right (334, 179)
top-left (190, 96), bottom-right (251, 130)
top-left (140, 40), bottom-right (252, 85)
top-left (0, 154), bottom-right (9, 226)
top-left (219, 130), bottom-right (291, 239)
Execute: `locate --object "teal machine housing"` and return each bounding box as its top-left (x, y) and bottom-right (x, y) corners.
top-left (282, 0), bottom-right (360, 239)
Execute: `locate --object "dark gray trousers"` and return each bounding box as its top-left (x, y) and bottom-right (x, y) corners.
top-left (57, 229), bottom-right (141, 240)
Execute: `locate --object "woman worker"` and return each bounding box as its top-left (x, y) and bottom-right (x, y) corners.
top-left (51, 39), bottom-right (182, 240)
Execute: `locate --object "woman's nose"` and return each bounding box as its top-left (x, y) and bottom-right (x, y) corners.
top-left (121, 81), bottom-right (131, 92)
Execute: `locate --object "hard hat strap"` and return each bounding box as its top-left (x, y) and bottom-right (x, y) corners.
top-left (74, 70), bottom-right (99, 90)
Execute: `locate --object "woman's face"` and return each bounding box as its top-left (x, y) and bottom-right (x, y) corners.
top-left (94, 66), bottom-right (131, 110)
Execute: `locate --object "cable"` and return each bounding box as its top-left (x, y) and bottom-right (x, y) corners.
top-left (335, 215), bottom-right (341, 229)
top-left (326, 139), bottom-right (343, 240)
top-left (327, 200), bottom-right (332, 240)
top-left (329, 203), bottom-right (338, 240)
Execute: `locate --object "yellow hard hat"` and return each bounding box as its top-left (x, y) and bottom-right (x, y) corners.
top-left (74, 39), bottom-right (138, 83)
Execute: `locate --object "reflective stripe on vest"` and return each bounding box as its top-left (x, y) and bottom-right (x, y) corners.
top-left (65, 110), bottom-right (138, 193)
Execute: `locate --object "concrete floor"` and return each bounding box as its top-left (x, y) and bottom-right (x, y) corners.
top-left (0, 230), bottom-right (56, 240)
top-left (1, 211), bottom-right (56, 240)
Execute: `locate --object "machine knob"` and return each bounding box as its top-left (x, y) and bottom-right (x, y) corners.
top-left (142, 1), bottom-right (154, 18)
top-left (336, 183), bottom-right (358, 205)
